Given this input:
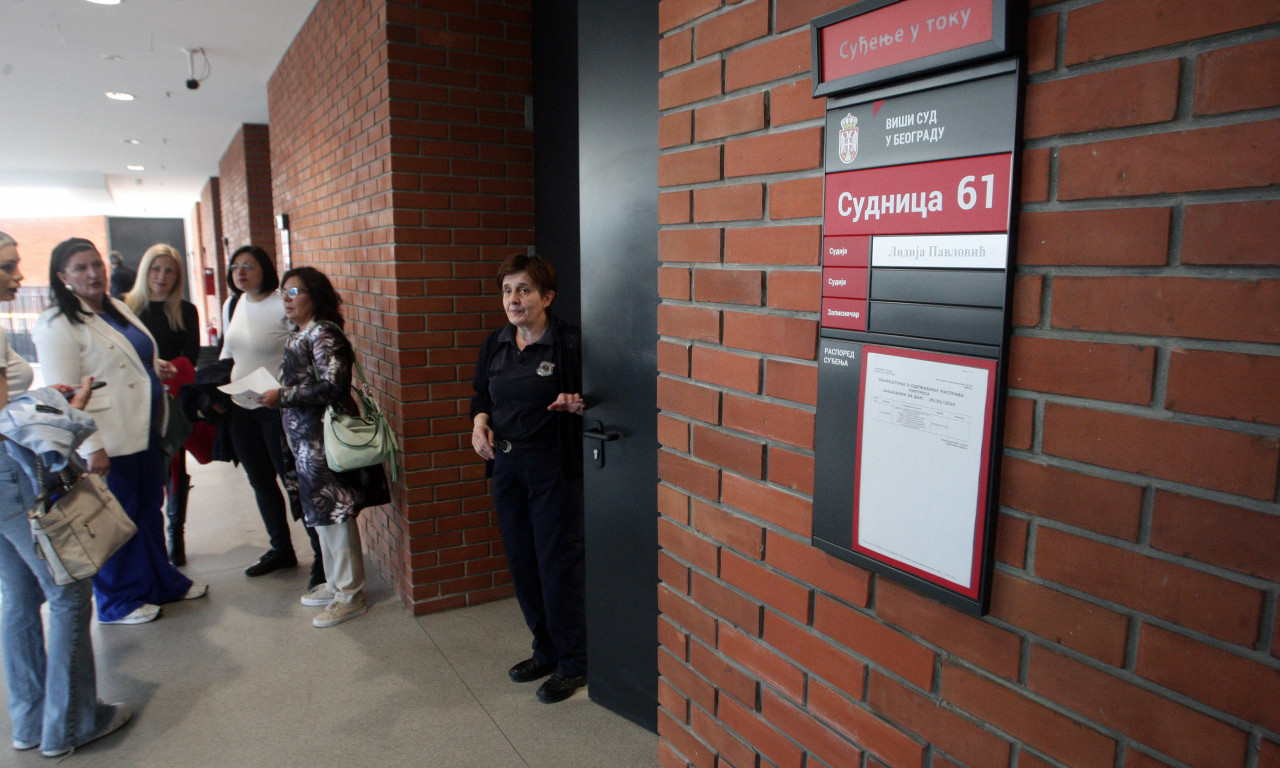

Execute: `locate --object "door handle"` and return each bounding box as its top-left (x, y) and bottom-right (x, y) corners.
top-left (583, 420), bottom-right (620, 469)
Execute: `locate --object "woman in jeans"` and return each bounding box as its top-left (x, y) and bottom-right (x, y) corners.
top-left (0, 232), bottom-right (131, 756)
top-left (219, 245), bottom-right (322, 584)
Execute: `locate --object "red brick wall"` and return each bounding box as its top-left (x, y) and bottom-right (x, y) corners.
top-left (657, 2), bottom-right (1280, 767)
top-left (268, 0), bottom-right (533, 614)
top-left (0, 216), bottom-right (110, 287)
top-left (218, 124), bottom-right (275, 259)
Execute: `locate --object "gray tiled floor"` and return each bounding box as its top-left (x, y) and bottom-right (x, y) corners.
top-left (0, 459), bottom-right (654, 767)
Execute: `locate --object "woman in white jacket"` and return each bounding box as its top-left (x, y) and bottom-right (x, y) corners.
top-left (33, 238), bottom-right (207, 625)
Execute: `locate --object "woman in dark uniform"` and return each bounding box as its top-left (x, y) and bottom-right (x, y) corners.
top-left (470, 253), bottom-right (587, 704)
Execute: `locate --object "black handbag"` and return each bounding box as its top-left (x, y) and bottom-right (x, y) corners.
top-left (157, 396), bottom-right (193, 458)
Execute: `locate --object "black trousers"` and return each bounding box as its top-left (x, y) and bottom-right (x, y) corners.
top-left (492, 449), bottom-right (587, 677)
top-left (227, 405), bottom-right (307, 556)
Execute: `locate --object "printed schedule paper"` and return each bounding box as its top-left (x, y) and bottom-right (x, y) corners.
top-left (218, 367), bottom-right (280, 411)
top-left (853, 347), bottom-right (996, 592)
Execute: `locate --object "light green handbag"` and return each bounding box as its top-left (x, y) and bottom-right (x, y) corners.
top-left (322, 358), bottom-right (398, 481)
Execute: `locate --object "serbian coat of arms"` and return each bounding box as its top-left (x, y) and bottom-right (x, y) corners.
top-left (838, 113), bottom-right (859, 164)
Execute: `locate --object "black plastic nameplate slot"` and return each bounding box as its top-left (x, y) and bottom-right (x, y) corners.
top-left (868, 301), bottom-right (1004, 345)
top-left (870, 269), bottom-right (1006, 308)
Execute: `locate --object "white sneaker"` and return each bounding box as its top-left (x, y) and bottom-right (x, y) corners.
top-left (41, 701), bottom-right (132, 757)
top-left (101, 604), bottom-right (160, 625)
top-left (182, 584), bottom-right (208, 600)
top-left (313, 597), bottom-right (367, 628)
top-left (300, 584), bottom-right (335, 606)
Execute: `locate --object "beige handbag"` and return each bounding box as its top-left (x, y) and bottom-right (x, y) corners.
top-left (28, 469), bottom-right (137, 586)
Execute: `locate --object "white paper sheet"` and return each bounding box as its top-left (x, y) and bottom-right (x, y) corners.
top-left (217, 367), bottom-right (280, 411)
top-left (856, 350), bottom-right (991, 588)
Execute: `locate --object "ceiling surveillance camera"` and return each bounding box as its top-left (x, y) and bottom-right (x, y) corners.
top-left (182, 48), bottom-right (208, 91)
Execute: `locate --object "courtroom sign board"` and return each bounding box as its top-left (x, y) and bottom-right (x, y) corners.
top-left (812, 0), bottom-right (1012, 96)
top-left (810, 1), bottom-right (1021, 616)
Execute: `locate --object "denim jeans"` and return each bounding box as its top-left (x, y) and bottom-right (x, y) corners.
top-left (0, 451), bottom-right (103, 753)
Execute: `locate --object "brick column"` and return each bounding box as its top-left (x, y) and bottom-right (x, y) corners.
top-left (218, 124), bottom-right (275, 258)
top-left (268, 0), bottom-right (533, 614)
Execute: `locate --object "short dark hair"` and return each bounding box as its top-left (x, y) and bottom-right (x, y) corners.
top-left (227, 245), bottom-right (279, 294)
top-left (49, 237), bottom-right (124, 324)
top-left (281, 266), bottom-right (344, 330)
top-left (496, 253), bottom-right (557, 296)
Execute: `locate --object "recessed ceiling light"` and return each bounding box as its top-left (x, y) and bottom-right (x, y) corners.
top-left (126, 165), bottom-right (145, 171)
top-left (85, 0), bottom-right (122, 5)
top-left (105, 91), bottom-right (134, 101)
top-left (103, 54), bottom-right (124, 63)
top-left (122, 138), bottom-right (141, 145)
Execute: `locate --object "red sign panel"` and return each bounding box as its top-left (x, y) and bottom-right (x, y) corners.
top-left (823, 268), bottom-right (869, 299)
top-left (821, 298), bottom-right (869, 331)
top-left (823, 236), bottom-right (871, 267)
top-left (820, 0), bottom-right (995, 84)
top-left (823, 152), bottom-right (1012, 236)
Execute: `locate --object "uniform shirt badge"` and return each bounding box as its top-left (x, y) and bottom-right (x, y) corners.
top-left (536, 361), bottom-right (555, 377)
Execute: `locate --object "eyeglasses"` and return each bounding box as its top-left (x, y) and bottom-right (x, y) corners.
top-left (229, 262), bottom-right (258, 272)
top-left (278, 286), bottom-right (306, 298)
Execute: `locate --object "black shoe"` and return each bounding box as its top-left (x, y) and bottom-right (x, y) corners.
top-left (508, 657), bottom-right (556, 683)
top-left (536, 673), bottom-right (587, 703)
top-left (307, 560), bottom-right (326, 590)
top-left (244, 549), bottom-right (297, 577)
top-left (168, 539), bottom-right (186, 567)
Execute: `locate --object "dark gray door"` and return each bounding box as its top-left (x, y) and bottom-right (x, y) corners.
top-left (578, 0), bottom-right (659, 731)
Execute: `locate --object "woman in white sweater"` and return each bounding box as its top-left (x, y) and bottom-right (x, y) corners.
top-left (219, 246), bottom-right (322, 584)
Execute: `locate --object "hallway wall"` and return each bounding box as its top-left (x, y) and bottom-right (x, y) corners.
top-left (198, 178), bottom-right (225, 334)
top-left (655, 1), bottom-right (1280, 767)
top-left (218, 124), bottom-right (275, 260)
top-left (266, 0), bottom-right (534, 612)
top-left (0, 215), bottom-right (109, 287)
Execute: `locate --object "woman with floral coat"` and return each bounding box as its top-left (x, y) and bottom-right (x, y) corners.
top-left (258, 266), bottom-right (387, 628)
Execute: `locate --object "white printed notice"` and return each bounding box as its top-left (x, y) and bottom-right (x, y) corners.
top-left (854, 347), bottom-right (995, 591)
top-left (871, 233), bottom-right (1008, 269)
top-left (217, 367), bottom-right (280, 411)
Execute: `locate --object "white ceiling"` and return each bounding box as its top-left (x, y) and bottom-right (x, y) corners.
top-left (0, 0), bottom-right (321, 218)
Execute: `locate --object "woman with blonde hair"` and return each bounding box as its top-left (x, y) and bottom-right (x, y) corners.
top-left (123, 244), bottom-right (199, 366)
top-left (124, 244), bottom-right (200, 563)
